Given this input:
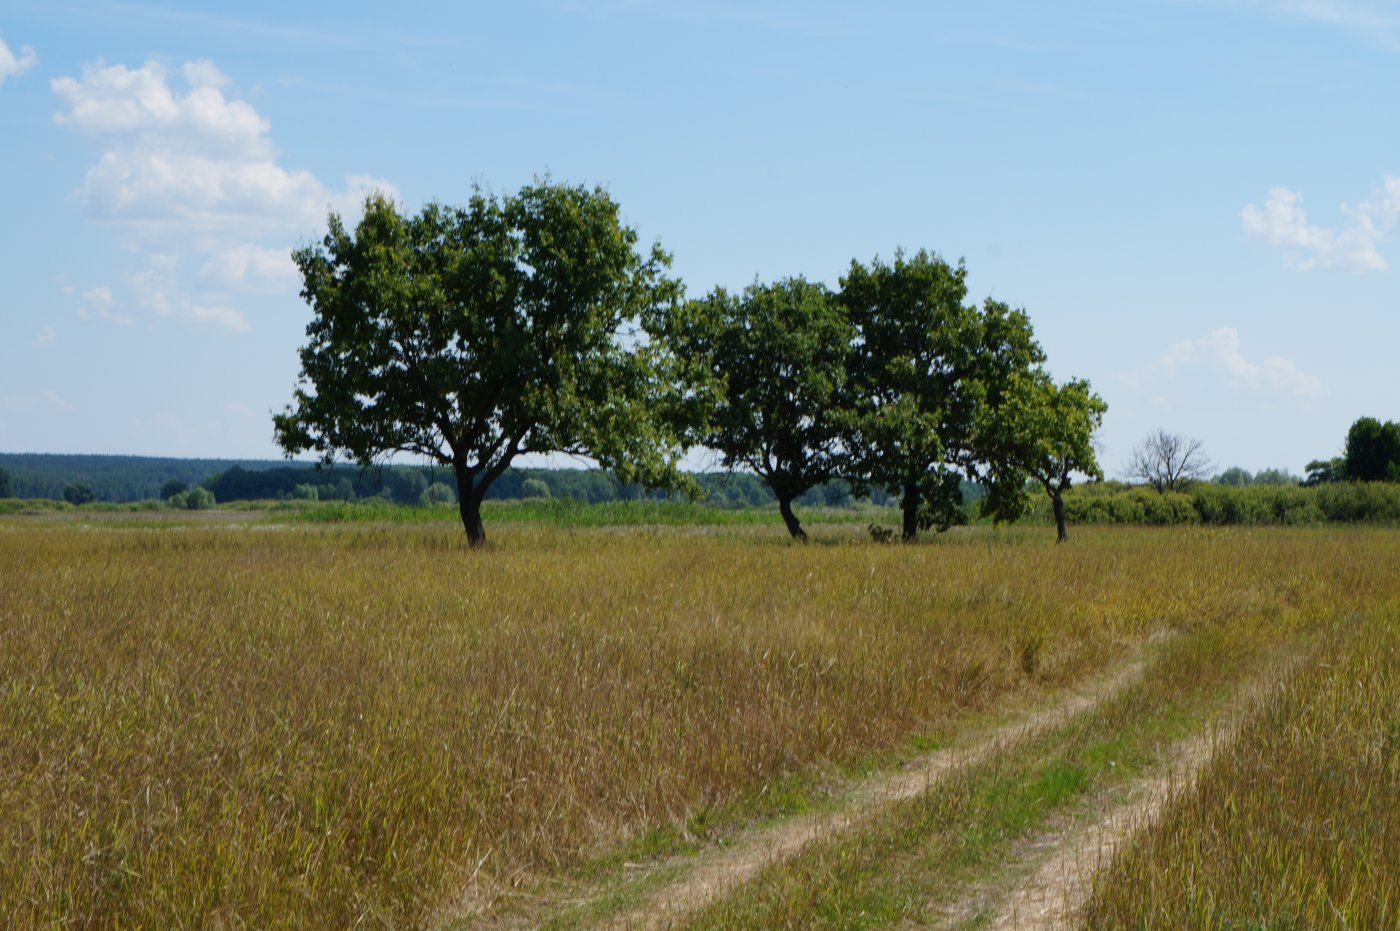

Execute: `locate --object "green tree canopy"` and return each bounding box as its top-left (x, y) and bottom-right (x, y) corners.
top-left (839, 250), bottom-right (1044, 540)
top-left (975, 372), bottom-right (1106, 542)
top-left (1215, 467), bottom-right (1252, 487)
top-left (664, 277), bottom-right (852, 540)
top-left (1304, 457), bottom-right (1344, 486)
top-left (520, 477), bottom-right (551, 499)
top-left (1343, 416), bottom-right (1400, 482)
top-left (63, 483), bottom-right (95, 506)
top-left (0, 467), bottom-right (10, 499)
top-left (274, 181), bottom-right (691, 544)
top-left (1251, 467), bottom-right (1298, 486)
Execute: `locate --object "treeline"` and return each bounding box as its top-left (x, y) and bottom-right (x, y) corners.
top-left (200, 464), bottom-right (825, 506)
top-left (0, 453), bottom-right (279, 502)
top-left (0, 453), bottom-right (927, 509)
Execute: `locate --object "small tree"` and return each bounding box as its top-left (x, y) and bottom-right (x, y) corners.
top-left (664, 277), bottom-right (852, 541)
top-left (521, 477), bottom-right (551, 499)
top-left (274, 181), bottom-right (692, 545)
top-left (1126, 430), bottom-right (1211, 493)
top-left (160, 479), bottom-right (188, 499)
top-left (1304, 457), bottom-right (1344, 486)
top-left (292, 483), bottom-right (320, 501)
top-left (975, 372), bottom-right (1106, 543)
top-left (63, 483), bottom-right (95, 506)
top-left (420, 483), bottom-right (456, 507)
top-left (185, 487), bottom-right (216, 510)
top-left (1252, 467), bottom-right (1298, 485)
top-left (1214, 467), bottom-right (1252, 487)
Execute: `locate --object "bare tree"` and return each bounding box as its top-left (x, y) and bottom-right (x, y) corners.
top-left (1126, 429), bottom-right (1212, 493)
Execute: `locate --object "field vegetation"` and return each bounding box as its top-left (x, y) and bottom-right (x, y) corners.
top-left (1, 512), bottom-right (1396, 928)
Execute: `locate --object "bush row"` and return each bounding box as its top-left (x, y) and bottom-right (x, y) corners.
top-left (1024, 481), bottom-right (1400, 526)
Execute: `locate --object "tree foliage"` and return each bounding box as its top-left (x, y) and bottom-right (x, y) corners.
top-left (1126, 430), bottom-right (1212, 493)
top-left (664, 277), bottom-right (851, 540)
top-left (1342, 417), bottom-right (1400, 482)
top-left (0, 467), bottom-right (10, 499)
top-left (63, 483), bottom-right (95, 506)
top-left (1304, 417), bottom-right (1400, 486)
top-left (274, 181), bottom-right (691, 544)
top-left (975, 372), bottom-right (1106, 542)
top-left (839, 250), bottom-right (1044, 539)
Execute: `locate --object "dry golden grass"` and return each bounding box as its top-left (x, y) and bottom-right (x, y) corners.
top-left (0, 519), bottom-right (1396, 927)
top-left (1084, 604), bottom-right (1400, 929)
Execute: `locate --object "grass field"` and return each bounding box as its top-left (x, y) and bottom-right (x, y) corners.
top-left (1, 511), bottom-right (1395, 928)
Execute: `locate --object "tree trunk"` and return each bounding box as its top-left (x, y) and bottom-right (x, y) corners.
top-left (1052, 487), bottom-right (1068, 544)
top-left (777, 496), bottom-right (808, 542)
top-left (455, 467), bottom-right (487, 546)
top-left (901, 482), bottom-right (919, 542)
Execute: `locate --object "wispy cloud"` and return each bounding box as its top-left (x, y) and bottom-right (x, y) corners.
top-left (32, 326), bottom-right (57, 348)
top-left (77, 285), bottom-right (136, 326)
top-left (52, 56), bottom-right (395, 332)
top-left (1162, 327), bottom-right (1325, 397)
top-left (1185, 0), bottom-right (1400, 50)
top-left (1242, 179), bottom-right (1400, 272)
top-left (0, 32), bottom-right (37, 85)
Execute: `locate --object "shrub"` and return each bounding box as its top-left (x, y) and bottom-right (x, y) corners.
top-left (419, 484), bottom-right (457, 507)
top-left (186, 487), bottom-right (216, 510)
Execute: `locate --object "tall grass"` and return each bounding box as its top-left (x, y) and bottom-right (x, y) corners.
top-left (1084, 605), bottom-right (1400, 928)
top-left (1, 522), bottom-right (1396, 926)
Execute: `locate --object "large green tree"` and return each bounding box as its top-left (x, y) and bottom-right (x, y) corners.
top-left (1343, 416), bottom-right (1400, 481)
top-left (274, 182), bottom-right (690, 545)
top-left (975, 372), bottom-right (1106, 543)
top-left (665, 277), bottom-right (852, 541)
top-left (839, 250), bottom-right (1044, 540)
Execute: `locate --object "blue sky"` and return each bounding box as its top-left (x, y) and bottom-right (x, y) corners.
top-left (2, 0), bottom-right (1398, 476)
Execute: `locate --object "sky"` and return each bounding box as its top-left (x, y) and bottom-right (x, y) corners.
top-left (2, 0), bottom-right (1398, 476)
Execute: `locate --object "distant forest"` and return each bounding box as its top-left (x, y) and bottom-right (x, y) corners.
top-left (0, 452), bottom-right (907, 508)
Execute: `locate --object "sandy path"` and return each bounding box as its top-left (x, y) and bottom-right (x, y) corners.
top-left (595, 649), bottom-right (1158, 930)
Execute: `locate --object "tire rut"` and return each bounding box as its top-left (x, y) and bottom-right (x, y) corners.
top-left (586, 645), bottom-right (1161, 930)
top-left (952, 659), bottom-right (1294, 931)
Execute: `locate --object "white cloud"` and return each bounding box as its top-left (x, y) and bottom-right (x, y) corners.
top-left (52, 59), bottom-right (394, 239)
top-left (199, 243), bottom-right (299, 292)
top-left (0, 33), bottom-right (37, 85)
top-left (1162, 327), bottom-right (1325, 398)
top-left (189, 303), bottom-right (249, 331)
top-left (32, 326), bottom-right (56, 348)
top-left (1261, 355), bottom-right (1325, 397)
top-left (1241, 183), bottom-right (1400, 272)
top-left (77, 284), bottom-right (136, 326)
top-left (124, 254), bottom-right (249, 331)
top-left (51, 56), bottom-right (395, 331)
